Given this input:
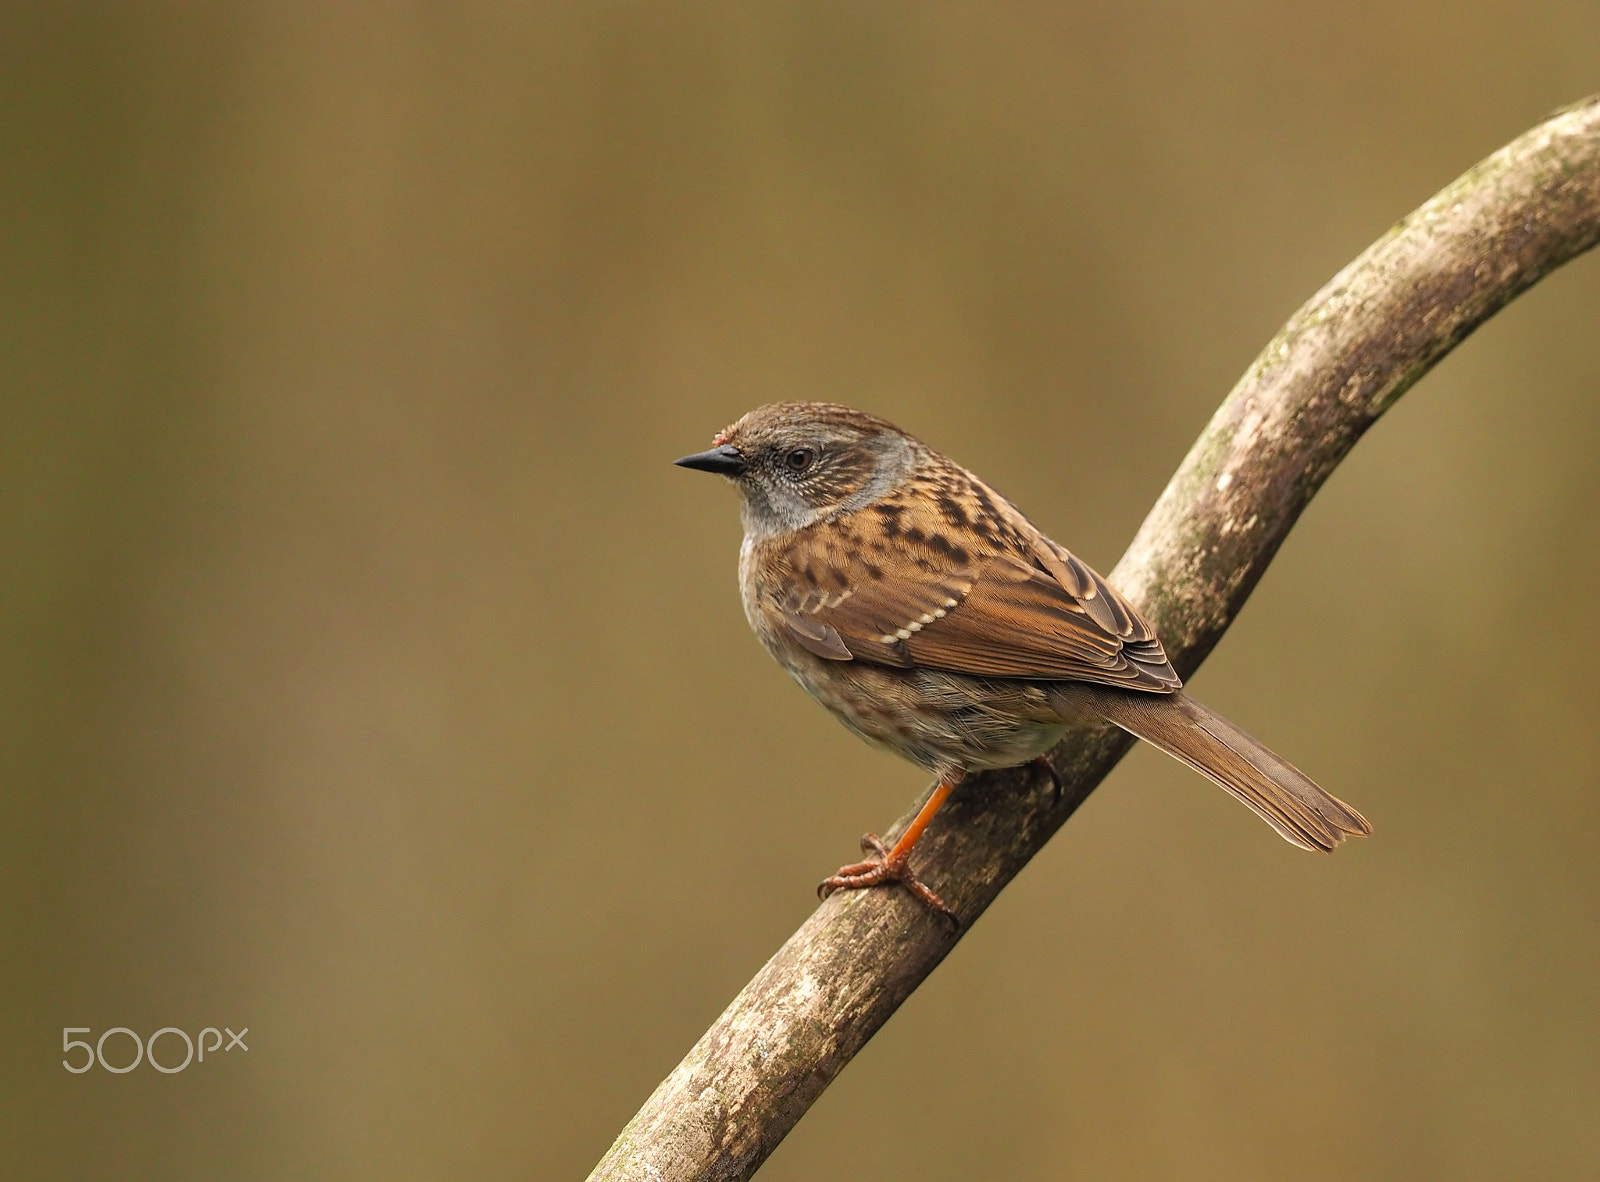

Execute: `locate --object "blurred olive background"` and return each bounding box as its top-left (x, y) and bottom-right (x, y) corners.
top-left (4, 3), bottom-right (1599, 1179)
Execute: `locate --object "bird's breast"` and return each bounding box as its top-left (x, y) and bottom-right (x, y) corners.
top-left (739, 534), bottom-right (815, 670)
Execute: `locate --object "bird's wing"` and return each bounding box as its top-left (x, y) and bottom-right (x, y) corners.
top-left (767, 486), bottom-right (1182, 691)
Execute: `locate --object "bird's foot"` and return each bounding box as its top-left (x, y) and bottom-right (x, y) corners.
top-left (818, 832), bottom-right (958, 927)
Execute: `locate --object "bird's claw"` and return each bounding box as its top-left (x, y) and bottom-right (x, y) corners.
top-left (1031, 755), bottom-right (1064, 804)
top-left (818, 836), bottom-right (959, 928)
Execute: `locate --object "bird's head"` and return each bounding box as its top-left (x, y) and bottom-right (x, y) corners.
top-left (675, 402), bottom-right (919, 537)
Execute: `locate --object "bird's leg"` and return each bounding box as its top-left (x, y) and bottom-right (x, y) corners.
top-left (818, 778), bottom-right (959, 925)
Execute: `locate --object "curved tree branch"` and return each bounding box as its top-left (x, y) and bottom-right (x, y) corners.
top-left (590, 97), bottom-right (1600, 1182)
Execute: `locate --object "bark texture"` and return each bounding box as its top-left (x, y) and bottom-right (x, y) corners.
top-left (589, 97), bottom-right (1600, 1182)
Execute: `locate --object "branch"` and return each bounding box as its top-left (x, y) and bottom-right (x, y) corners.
top-left (589, 97), bottom-right (1600, 1182)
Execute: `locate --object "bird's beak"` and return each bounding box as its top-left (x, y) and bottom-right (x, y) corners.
top-left (673, 444), bottom-right (747, 476)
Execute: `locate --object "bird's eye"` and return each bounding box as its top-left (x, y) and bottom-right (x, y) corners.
top-left (785, 448), bottom-right (815, 473)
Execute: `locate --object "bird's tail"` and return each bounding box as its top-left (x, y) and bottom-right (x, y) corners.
top-left (1057, 686), bottom-right (1372, 851)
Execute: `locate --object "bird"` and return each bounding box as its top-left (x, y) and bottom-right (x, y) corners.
top-left (675, 402), bottom-right (1370, 922)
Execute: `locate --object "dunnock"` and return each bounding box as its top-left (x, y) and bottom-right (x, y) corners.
top-left (677, 402), bottom-right (1369, 921)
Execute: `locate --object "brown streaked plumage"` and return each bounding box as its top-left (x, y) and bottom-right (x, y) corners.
top-left (676, 402), bottom-right (1370, 923)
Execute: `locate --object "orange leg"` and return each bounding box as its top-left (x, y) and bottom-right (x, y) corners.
top-left (817, 778), bottom-right (959, 924)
